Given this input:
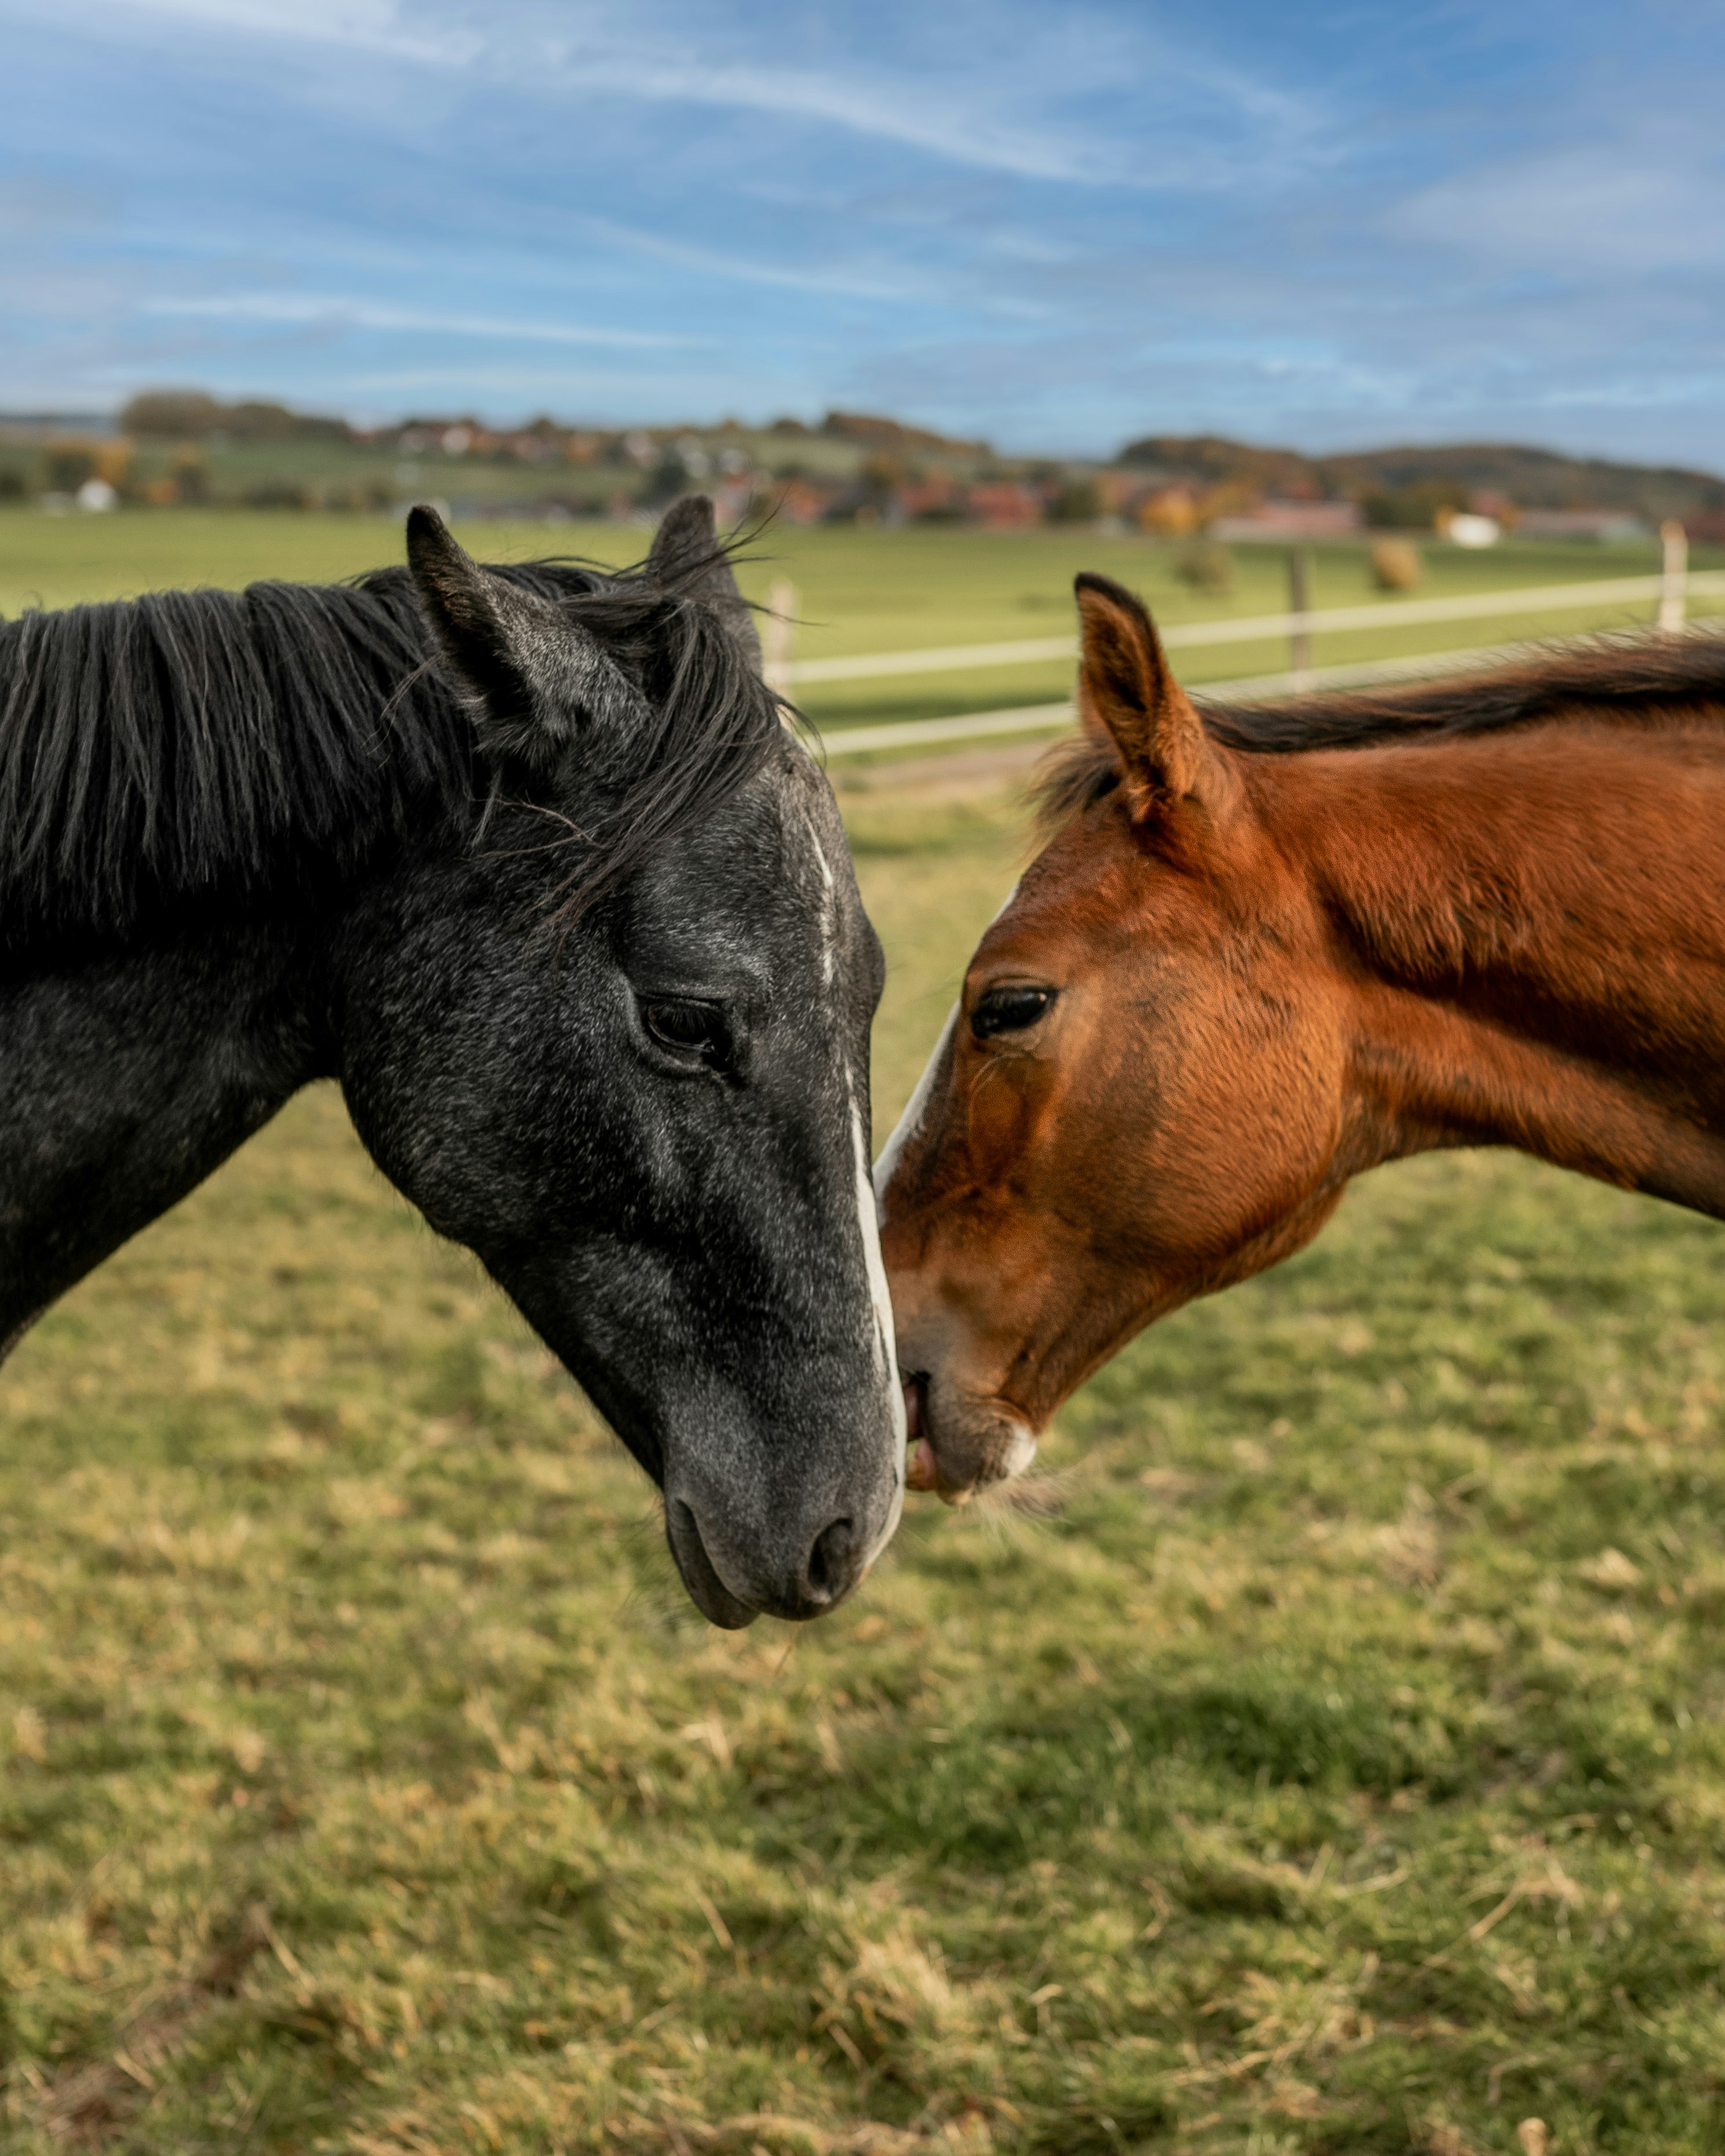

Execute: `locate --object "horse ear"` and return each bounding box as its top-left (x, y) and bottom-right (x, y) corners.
top-left (648, 493), bottom-right (764, 671)
top-left (406, 504), bottom-right (645, 770)
top-left (1074, 573), bottom-right (1232, 820)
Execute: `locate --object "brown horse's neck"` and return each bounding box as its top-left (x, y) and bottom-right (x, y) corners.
top-left (1265, 712), bottom-right (1725, 1216)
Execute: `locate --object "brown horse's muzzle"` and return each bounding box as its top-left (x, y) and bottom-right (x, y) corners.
top-left (889, 1284), bottom-right (1040, 1503)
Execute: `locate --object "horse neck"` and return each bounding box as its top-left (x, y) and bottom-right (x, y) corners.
top-left (1263, 715), bottom-right (1725, 1213)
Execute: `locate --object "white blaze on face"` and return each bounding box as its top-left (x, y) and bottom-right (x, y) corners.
top-left (873, 878), bottom-right (1021, 1210)
top-left (807, 814), bottom-right (839, 985)
top-left (806, 812), bottom-right (906, 1565)
top-left (871, 999), bottom-right (957, 1207)
top-left (854, 1097), bottom-right (907, 1560)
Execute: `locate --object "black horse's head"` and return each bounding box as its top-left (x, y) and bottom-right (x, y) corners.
top-left (337, 501), bottom-right (903, 1626)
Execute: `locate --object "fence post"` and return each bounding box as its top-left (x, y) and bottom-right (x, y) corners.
top-left (762, 578), bottom-right (797, 695)
top-left (1658, 521), bottom-right (1688, 633)
top-left (1287, 546), bottom-right (1313, 688)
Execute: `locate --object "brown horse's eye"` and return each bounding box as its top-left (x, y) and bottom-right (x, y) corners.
top-left (971, 986), bottom-right (1055, 1041)
top-left (642, 998), bottom-right (730, 1067)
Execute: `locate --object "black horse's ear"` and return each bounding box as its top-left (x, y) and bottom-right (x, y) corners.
top-left (647, 493), bottom-right (764, 671)
top-left (406, 504), bottom-right (646, 769)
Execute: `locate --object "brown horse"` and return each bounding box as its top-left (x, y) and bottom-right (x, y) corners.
top-left (877, 573), bottom-right (1725, 1499)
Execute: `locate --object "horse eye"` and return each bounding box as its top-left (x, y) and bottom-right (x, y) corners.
top-left (642, 998), bottom-right (729, 1066)
top-left (971, 986), bottom-right (1055, 1041)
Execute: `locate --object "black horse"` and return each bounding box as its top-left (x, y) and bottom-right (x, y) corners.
top-left (0, 499), bottom-right (904, 1627)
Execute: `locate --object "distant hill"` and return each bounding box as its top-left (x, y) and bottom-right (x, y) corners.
top-left (1115, 433), bottom-right (1327, 497)
top-left (119, 388), bottom-right (354, 443)
top-left (8, 387), bottom-right (1724, 532)
top-left (816, 410), bottom-right (990, 458)
top-left (1116, 432), bottom-right (1725, 522)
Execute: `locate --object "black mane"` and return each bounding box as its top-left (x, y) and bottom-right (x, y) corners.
top-left (0, 547), bottom-right (780, 940)
top-left (1036, 627), bottom-right (1725, 827)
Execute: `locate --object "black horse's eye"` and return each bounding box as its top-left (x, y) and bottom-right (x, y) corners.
top-left (641, 998), bottom-right (730, 1067)
top-left (971, 986), bottom-right (1055, 1041)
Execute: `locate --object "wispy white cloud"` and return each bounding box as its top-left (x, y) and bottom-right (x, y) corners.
top-left (1535, 371), bottom-right (1725, 410)
top-left (340, 364), bottom-right (795, 396)
top-left (64, 0), bottom-right (481, 65)
top-left (1392, 135), bottom-right (1725, 272)
top-left (146, 293), bottom-right (700, 346)
top-left (38, 0), bottom-right (1329, 190)
top-left (543, 47), bottom-right (1122, 187)
top-left (571, 215), bottom-right (940, 305)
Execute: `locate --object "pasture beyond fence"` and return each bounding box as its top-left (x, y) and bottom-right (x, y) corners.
top-left (793, 557), bottom-right (1724, 756)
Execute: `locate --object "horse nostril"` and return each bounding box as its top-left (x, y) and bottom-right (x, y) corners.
top-left (805, 1515), bottom-right (856, 1604)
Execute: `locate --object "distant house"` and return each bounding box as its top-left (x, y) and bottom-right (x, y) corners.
top-left (773, 478), bottom-right (834, 526)
top-left (1516, 510), bottom-right (1650, 541)
top-left (1443, 512), bottom-right (1501, 549)
top-left (897, 475), bottom-right (961, 519)
top-left (1208, 499), bottom-right (1361, 541)
top-left (965, 481), bottom-right (1043, 531)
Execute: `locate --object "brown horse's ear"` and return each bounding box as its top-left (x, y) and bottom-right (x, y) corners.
top-left (1074, 573), bottom-right (1232, 820)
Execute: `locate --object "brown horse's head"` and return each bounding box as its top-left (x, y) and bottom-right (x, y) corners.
top-left (877, 574), bottom-right (1353, 1499)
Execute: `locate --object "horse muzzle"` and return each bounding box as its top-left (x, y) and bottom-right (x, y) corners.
top-left (664, 1436), bottom-right (900, 1627)
top-left (900, 1368), bottom-right (1037, 1503)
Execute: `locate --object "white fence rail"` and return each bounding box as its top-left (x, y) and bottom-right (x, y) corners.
top-left (779, 568), bottom-right (1725, 690)
top-left (819, 615), bottom-right (1725, 761)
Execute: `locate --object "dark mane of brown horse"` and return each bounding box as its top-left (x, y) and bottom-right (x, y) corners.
top-left (1034, 628), bottom-right (1725, 831)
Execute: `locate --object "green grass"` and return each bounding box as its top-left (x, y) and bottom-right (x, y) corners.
top-left (0, 511), bottom-right (637, 617)
top-left (745, 526), bottom-right (1725, 737)
top-left (5, 523), bottom-right (1725, 2151)
top-left (2, 508), bottom-right (1713, 740)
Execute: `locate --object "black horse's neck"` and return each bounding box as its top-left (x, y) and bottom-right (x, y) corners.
top-left (0, 907), bottom-right (338, 1341)
top-left (0, 568), bottom-right (486, 1341)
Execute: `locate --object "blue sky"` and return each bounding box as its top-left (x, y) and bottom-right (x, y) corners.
top-left (3, 0), bottom-right (1724, 462)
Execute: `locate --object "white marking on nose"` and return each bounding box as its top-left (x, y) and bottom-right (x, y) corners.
top-left (854, 1097), bottom-right (907, 1564)
top-left (803, 801), bottom-right (905, 1564)
top-left (849, 1101), bottom-right (898, 1387)
top-left (1000, 1421), bottom-right (1038, 1479)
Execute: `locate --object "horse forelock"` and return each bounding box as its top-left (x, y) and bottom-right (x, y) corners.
top-left (535, 568), bottom-right (787, 926)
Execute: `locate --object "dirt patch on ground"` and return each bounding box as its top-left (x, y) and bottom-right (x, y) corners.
top-left (26, 1914), bottom-right (270, 2145)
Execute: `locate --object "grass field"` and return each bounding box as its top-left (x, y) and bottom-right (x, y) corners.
top-left (4, 518), bottom-right (1725, 2153)
top-left (2, 508), bottom-right (1716, 742)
